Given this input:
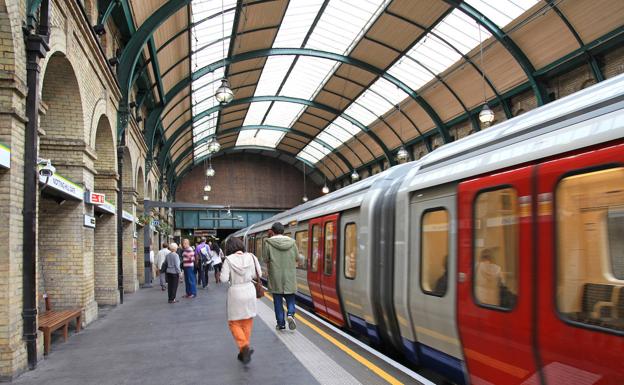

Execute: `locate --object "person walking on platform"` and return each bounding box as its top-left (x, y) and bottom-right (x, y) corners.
top-left (164, 243), bottom-right (182, 303)
top-left (210, 240), bottom-right (224, 283)
top-left (263, 222), bottom-right (298, 331)
top-left (156, 242), bottom-right (169, 291)
top-left (220, 237), bottom-right (262, 364)
top-left (195, 237), bottom-right (210, 288)
top-left (181, 239), bottom-right (197, 298)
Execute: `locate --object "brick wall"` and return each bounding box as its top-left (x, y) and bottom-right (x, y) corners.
top-left (175, 153), bottom-right (321, 209)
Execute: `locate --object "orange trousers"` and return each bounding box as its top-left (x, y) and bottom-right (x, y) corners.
top-left (228, 318), bottom-right (253, 351)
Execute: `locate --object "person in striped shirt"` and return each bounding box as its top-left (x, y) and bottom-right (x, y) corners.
top-left (181, 238), bottom-right (197, 298)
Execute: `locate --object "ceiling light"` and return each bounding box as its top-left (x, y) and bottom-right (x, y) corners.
top-left (322, 184), bottom-right (329, 194)
top-left (351, 170), bottom-right (360, 182)
top-left (202, 195), bottom-right (209, 201)
top-left (215, 79), bottom-right (234, 105)
top-left (207, 137), bottom-right (221, 154)
top-left (302, 196), bottom-right (308, 203)
top-left (203, 184), bottom-right (211, 192)
top-left (205, 165), bottom-right (215, 177)
top-left (397, 146), bottom-right (409, 162)
top-left (479, 104), bottom-right (495, 127)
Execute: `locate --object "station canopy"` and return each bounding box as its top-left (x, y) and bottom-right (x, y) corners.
top-left (125, 0), bottom-right (624, 181)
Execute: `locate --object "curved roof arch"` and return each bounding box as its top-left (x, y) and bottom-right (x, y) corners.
top-left (106, 0), bottom-right (624, 189)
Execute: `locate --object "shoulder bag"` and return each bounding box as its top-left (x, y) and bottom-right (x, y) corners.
top-left (251, 254), bottom-right (264, 299)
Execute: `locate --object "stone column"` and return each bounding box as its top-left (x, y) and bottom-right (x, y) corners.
top-left (122, 187), bottom-right (138, 293)
top-left (135, 199), bottom-right (145, 286)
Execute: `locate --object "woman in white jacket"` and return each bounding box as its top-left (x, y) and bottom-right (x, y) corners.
top-left (220, 237), bottom-right (261, 363)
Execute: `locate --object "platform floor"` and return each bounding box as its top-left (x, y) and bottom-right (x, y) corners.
top-left (13, 279), bottom-right (431, 385)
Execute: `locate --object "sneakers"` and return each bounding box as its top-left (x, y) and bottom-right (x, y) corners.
top-left (275, 324), bottom-right (286, 331)
top-left (287, 315), bottom-right (296, 330)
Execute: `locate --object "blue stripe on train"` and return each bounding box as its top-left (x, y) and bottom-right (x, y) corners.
top-left (419, 344), bottom-right (466, 385)
top-left (347, 314), bottom-right (382, 346)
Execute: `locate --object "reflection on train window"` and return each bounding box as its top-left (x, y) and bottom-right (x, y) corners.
top-left (324, 221), bottom-right (335, 276)
top-left (255, 237), bottom-right (262, 260)
top-left (295, 231), bottom-right (308, 270)
top-left (421, 209), bottom-right (449, 296)
top-left (556, 168), bottom-right (624, 332)
top-left (311, 225), bottom-right (321, 272)
top-left (247, 237), bottom-right (254, 254)
top-left (344, 223), bottom-right (357, 279)
top-left (473, 187), bottom-right (518, 309)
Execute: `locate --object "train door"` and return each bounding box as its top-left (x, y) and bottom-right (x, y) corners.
top-left (308, 214), bottom-right (344, 326)
top-left (408, 185), bottom-right (464, 384)
top-left (308, 218), bottom-right (327, 315)
top-left (457, 165), bottom-right (537, 384)
top-left (536, 143), bottom-right (624, 384)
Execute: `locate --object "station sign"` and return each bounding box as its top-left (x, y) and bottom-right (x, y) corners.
top-left (39, 172), bottom-right (84, 201)
top-left (122, 210), bottom-right (135, 222)
top-left (96, 200), bottom-right (116, 215)
top-left (83, 214), bottom-right (96, 228)
top-left (0, 143), bottom-right (9, 169)
top-left (84, 191), bottom-right (105, 205)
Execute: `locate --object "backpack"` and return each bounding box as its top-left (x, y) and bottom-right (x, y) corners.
top-left (200, 245), bottom-right (211, 265)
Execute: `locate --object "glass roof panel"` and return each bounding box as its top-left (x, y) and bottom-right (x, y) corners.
top-left (298, 150), bottom-right (321, 164)
top-left (236, 129), bottom-right (285, 148)
top-left (191, 0), bottom-right (236, 154)
top-left (263, 102), bottom-right (306, 128)
top-left (465, 0), bottom-right (538, 28)
top-left (272, 0), bottom-right (326, 48)
top-left (242, 101), bottom-right (272, 126)
top-left (253, 56), bottom-right (296, 96)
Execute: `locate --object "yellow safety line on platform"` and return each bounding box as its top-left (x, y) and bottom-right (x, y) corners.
top-left (264, 293), bottom-right (403, 385)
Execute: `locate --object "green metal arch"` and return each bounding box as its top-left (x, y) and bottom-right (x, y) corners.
top-left (170, 124), bottom-right (353, 175)
top-left (157, 95), bottom-right (393, 171)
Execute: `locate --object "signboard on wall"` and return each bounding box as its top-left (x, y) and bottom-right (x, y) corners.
top-left (84, 191), bottom-right (105, 204)
top-left (0, 143), bottom-right (9, 169)
top-left (83, 214), bottom-right (96, 228)
top-left (39, 172), bottom-right (83, 201)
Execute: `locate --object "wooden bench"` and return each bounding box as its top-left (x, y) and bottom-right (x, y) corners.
top-left (38, 294), bottom-right (82, 355)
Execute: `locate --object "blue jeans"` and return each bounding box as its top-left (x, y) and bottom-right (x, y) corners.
top-left (183, 267), bottom-right (197, 296)
top-left (273, 293), bottom-right (296, 327)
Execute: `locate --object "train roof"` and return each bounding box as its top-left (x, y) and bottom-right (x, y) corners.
top-left (400, 72), bottom-right (624, 194)
top-left (232, 161), bottom-right (417, 236)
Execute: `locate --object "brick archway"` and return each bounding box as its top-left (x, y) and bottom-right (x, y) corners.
top-left (93, 115), bottom-right (118, 305)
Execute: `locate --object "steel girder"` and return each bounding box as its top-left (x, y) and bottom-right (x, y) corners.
top-left (157, 95), bottom-right (390, 170)
top-left (444, 0), bottom-right (548, 106)
top-left (170, 124), bottom-right (353, 175)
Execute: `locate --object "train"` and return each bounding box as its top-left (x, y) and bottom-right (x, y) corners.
top-left (227, 73), bottom-right (624, 385)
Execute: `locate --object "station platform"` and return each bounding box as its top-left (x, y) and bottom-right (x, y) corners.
top-left (13, 282), bottom-right (433, 385)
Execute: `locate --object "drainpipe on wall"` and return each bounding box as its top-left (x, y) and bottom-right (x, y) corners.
top-left (23, 0), bottom-right (50, 370)
top-left (116, 140), bottom-right (125, 304)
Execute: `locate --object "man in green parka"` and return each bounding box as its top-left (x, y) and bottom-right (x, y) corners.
top-left (263, 222), bottom-right (298, 331)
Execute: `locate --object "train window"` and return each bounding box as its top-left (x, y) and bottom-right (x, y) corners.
top-left (255, 236), bottom-right (263, 260)
top-left (473, 187), bottom-right (519, 309)
top-left (344, 223), bottom-right (357, 279)
top-left (421, 209), bottom-right (449, 296)
top-left (247, 237), bottom-right (254, 254)
top-left (295, 231), bottom-right (308, 270)
top-left (556, 168), bottom-right (624, 332)
top-left (324, 221), bottom-right (335, 276)
top-left (311, 225), bottom-right (321, 272)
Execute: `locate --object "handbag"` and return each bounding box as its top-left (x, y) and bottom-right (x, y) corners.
top-left (160, 260), bottom-right (168, 274)
top-left (251, 254), bottom-right (264, 299)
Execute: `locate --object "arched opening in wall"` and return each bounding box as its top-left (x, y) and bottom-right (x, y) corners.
top-left (135, 166), bottom-right (145, 285)
top-left (93, 115), bottom-right (118, 305)
top-left (146, 180), bottom-right (157, 274)
top-left (38, 52), bottom-right (98, 323)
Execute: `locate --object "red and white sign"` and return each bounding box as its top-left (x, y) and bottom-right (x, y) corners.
top-left (85, 191), bottom-right (105, 205)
